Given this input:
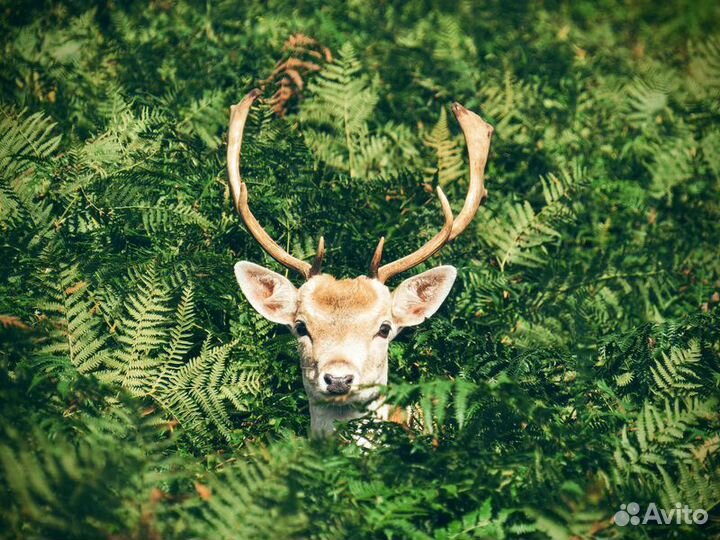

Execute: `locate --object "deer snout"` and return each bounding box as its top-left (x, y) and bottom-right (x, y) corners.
top-left (322, 373), bottom-right (354, 395)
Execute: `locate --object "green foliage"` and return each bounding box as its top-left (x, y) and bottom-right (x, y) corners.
top-left (1, 0), bottom-right (719, 538)
top-left (99, 266), bottom-right (264, 448)
top-left (34, 263), bottom-right (110, 375)
top-left (300, 42), bottom-right (419, 178)
top-left (423, 107), bottom-right (465, 187)
top-left (0, 381), bottom-right (174, 539)
top-left (650, 341), bottom-right (703, 397)
top-left (188, 436), bottom-right (321, 538)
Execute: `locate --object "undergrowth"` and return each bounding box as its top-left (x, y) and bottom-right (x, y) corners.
top-left (1, 0), bottom-right (719, 538)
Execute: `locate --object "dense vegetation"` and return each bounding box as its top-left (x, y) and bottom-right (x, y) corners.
top-left (1, 0), bottom-right (719, 538)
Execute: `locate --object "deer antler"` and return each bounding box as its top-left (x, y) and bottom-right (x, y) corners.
top-left (228, 89), bottom-right (324, 279)
top-left (370, 102), bottom-right (493, 283)
top-left (228, 91), bottom-right (491, 282)
top-left (448, 103), bottom-right (493, 240)
top-left (369, 188), bottom-right (454, 283)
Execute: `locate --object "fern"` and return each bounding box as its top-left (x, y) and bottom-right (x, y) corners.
top-left (384, 379), bottom-right (476, 435)
top-left (612, 397), bottom-right (717, 486)
top-left (701, 128), bottom-right (720, 179)
top-left (0, 108), bottom-right (61, 235)
top-left (485, 165), bottom-right (586, 271)
top-left (191, 438), bottom-right (320, 539)
top-left (433, 499), bottom-right (519, 540)
top-left (479, 69), bottom-right (541, 140)
top-left (300, 42), bottom-right (377, 176)
top-left (137, 200), bottom-right (215, 234)
top-left (0, 108), bottom-right (61, 184)
top-left (615, 372), bottom-right (634, 387)
top-left (487, 201), bottom-right (562, 271)
top-left (98, 269), bottom-right (262, 445)
top-left (540, 161), bottom-right (587, 206)
top-left (423, 107), bottom-right (465, 187)
top-left (688, 36), bottom-right (720, 95)
top-left (659, 462), bottom-right (720, 512)
top-left (650, 341), bottom-right (703, 397)
top-left (624, 71), bottom-right (675, 127)
top-left (72, 101), bottom-right (164, 182)
top-left (299, 42), bottom-right (417, 178)
top-left (157, 339), bottom-right (257, 442)
top-left (105, 264), bottom-right (173, 392)
top-left (34, 264), bottom-right (110, 374)
top-left (176, 88), bottom-right (227, 149)
top-left (146, 284), bottom-right (195, 396)
top-left (645, 132), bottom-right (697, 202)
top-left (0, 399), bottom-right (168, 539)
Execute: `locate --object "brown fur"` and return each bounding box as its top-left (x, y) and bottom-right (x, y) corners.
top-left (387, 406), bottom-right (408, 425)
top-left (311, 276), bottom-right (378, 312)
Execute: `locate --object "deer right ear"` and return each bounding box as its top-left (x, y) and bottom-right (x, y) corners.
top-left (234, 262), bottom-right (298, 325)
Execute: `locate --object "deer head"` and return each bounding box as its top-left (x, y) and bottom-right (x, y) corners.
top-left (228, 89), bottom-right (493, 435)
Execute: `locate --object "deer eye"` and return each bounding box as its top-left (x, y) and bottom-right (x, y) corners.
top-left (295, 321), bottom-right (310, 338)
top-left (377, 322), bottom-right (392, 339)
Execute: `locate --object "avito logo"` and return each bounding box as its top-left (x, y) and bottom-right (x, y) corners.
top-left (613, 502), bottom-right (708, 527)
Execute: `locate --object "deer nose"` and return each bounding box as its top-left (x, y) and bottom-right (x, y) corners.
top-left (323, 374), bottom-right (354, 395)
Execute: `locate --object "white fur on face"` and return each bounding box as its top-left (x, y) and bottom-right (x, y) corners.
top-left (295, 276), bottom-right (393, 404)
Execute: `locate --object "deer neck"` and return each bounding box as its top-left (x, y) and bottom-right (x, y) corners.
top-left (309, 397), bottom-right (389, 437)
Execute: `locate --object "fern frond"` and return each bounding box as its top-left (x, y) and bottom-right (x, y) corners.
top-left (137, 201), bottom-right (215, 234)
top-left (34, 264), bottom-right (110, 374)
top-left (423, 107), bottom-right (465, 187)
top-left (650, 341), bottom-right (702, 397)
top-left (660, 462), bottom-right (720, 511)
top-left (0, 108), bottom-right (61, 232)
top-left (624, 70), bottom-right (676, 127)
top-left (147, 284), bottom-right (195, 397)
top-left (111, 264), bottom-right (172, 393)
top-left (540, 161), bottom-right (587, 206)
top-left (0, 107), bottom-right (62, 180)
top-left (615, 372), bottom-right (634, 387)
top-left (162, 336), bottom-right (258, 443)
top-left (193, 438), bottom-right (320, 538)
top-left (384, 379), bottom-right (476, 435)
top-left (645, 133), bottom-right (696, 202)
top-left (488, 201), bottom-right (561, 271)
top-left (689, 35), bottom-right (720, 94)
top-left (613, 397), bottom-right (717, 489)
top-left (299, 42), bottom-right (415, 178)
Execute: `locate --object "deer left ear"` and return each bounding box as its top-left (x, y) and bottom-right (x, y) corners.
top-left (391, 266), bottom-right (457, 328)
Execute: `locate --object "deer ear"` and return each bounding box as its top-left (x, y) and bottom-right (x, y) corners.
top-left (391, 266), bottom-right (457, 328)
top-left (234, 262), bottom-right (298, 325)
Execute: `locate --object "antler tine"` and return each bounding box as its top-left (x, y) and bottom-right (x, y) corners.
top-left (369, 236), bottom-right (385, 279)
top-left (309, 236), bottom-right (325, 277)
top-left (370, 102), bottom-right (493, 283)
top-left (448, 102), bottom-right (494, 241)
top-left (228, 88), bottom-right (316, 279)
top-left (373, 187), bottom-right (454, 283)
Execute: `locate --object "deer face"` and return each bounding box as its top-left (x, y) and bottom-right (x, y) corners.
top-left (235, 263), bottom-right (456, 405)
top-left (226, 88), bottom-right (492, 434)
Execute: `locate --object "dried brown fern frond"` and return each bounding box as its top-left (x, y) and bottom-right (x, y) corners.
top-left (260, 34), bottom-right (332, 116)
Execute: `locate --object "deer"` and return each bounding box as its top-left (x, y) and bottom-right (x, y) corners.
top-left (228, 89), bottom-right (493, 437)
